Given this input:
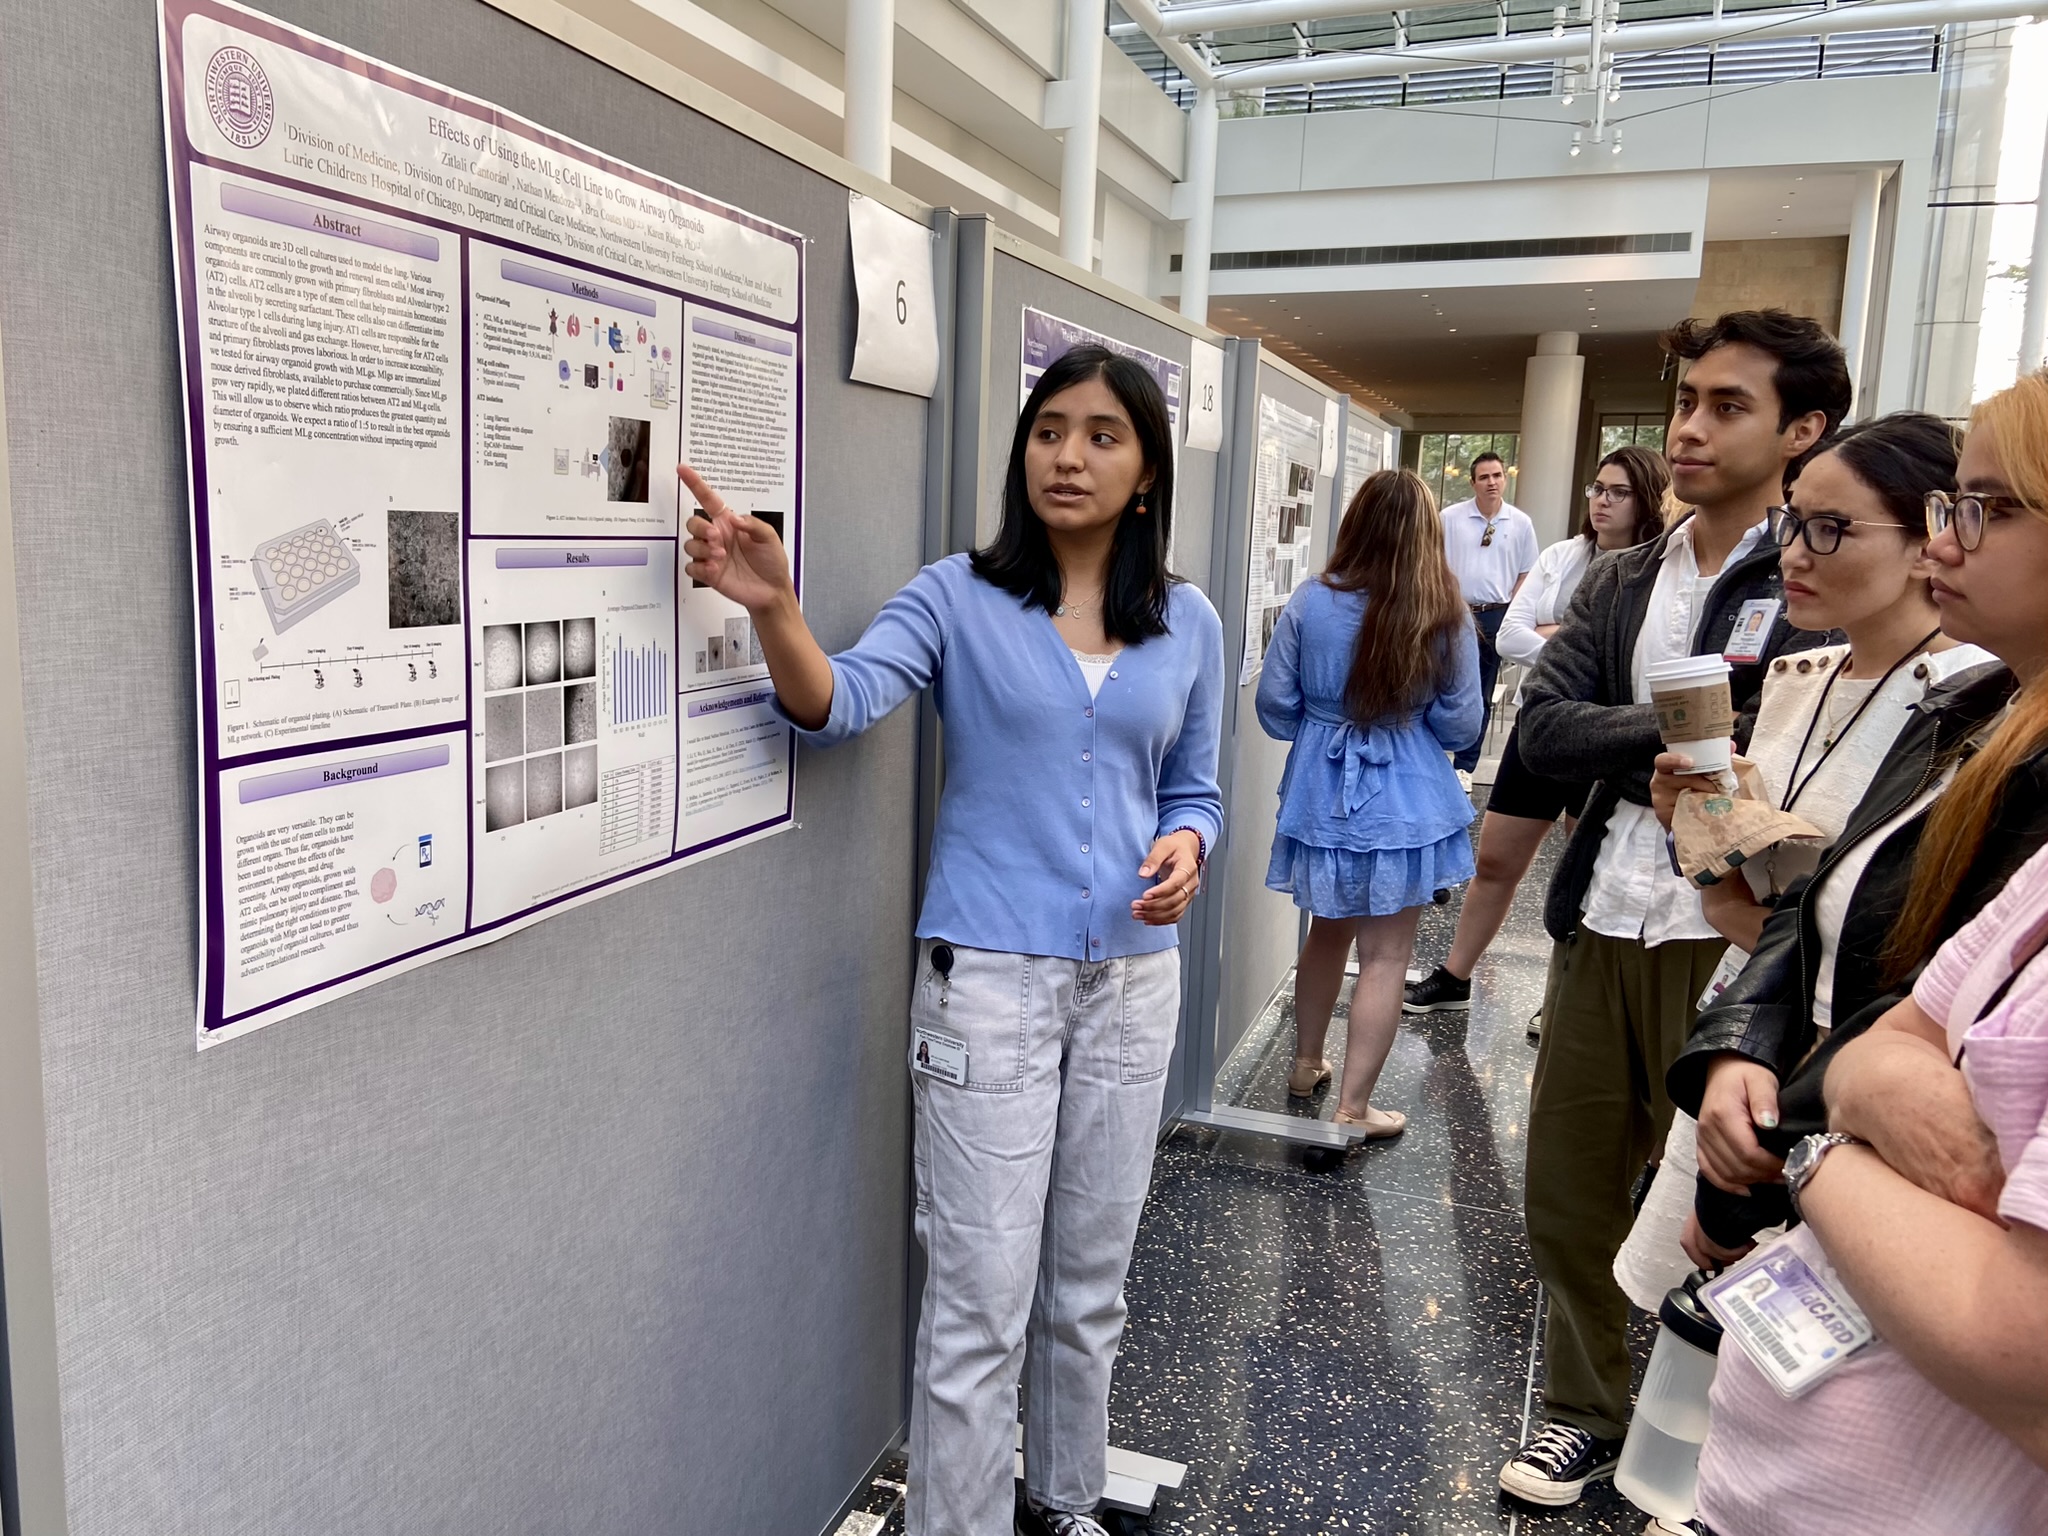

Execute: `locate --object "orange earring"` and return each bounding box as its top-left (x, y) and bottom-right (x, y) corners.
top-left (1136, 498), bottom-right (1148, 516)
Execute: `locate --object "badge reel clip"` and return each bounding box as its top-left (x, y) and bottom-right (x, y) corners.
top-left (913, 945), bottom-right (969, 1085)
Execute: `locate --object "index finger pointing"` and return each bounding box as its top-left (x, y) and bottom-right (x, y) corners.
top-left (677, 463), bottom-right (728, 516)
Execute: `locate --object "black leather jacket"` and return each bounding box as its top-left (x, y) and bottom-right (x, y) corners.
top-left (1666, 660), bottom-right (2048, 1239)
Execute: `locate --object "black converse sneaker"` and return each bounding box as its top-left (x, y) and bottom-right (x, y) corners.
top-left (1498, 1420), bottom-right (1625, 1506)
top-left (1402, 965), bottom-right (1471, 1014)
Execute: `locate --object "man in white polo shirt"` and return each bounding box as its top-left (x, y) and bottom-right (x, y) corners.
top-left (1440, 451), bottom-right (1538, 777)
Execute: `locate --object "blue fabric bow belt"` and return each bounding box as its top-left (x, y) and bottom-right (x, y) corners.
top-left (1304, 704), bottom-right (1410, 817)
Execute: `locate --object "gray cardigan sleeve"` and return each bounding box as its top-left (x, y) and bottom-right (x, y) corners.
top-left (1517, 556), bottom-right (1662, 785)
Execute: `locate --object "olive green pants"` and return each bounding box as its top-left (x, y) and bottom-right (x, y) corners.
top-left (1524, 925), bottom-right (1726, 1439)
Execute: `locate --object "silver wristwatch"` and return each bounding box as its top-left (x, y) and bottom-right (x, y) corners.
top-left (1784, 1132), bottom-right (1863, 1222)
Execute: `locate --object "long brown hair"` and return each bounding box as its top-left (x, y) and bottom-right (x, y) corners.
top-left (1583, 444), bottom-right (1671, 545)
top-left (1885, 371), bottom-right (2048, 977)
top-left (1322, 468), bottom-right (1468, 725)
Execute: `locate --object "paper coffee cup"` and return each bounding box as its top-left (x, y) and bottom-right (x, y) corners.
top-left (1647, 654), bottom-right (1734, 773)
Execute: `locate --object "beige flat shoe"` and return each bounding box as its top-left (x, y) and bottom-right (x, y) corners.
top-left (1334, 1106), bottom-right (1407, 1141)
top-left (1287, 1058), bottom-right (1333, 1097)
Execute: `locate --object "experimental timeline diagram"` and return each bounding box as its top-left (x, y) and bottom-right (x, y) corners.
top-left (164, 0), bottom-right (808, 1044)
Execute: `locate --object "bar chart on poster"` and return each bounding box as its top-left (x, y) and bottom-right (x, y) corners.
top-left (163, 0), bottom-right (809, 1044)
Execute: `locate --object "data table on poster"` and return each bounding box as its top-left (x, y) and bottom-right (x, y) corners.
top-left (163, 0), bottom-right (808, 1044)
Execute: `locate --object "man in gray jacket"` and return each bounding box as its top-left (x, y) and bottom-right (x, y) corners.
top-left (1498, 311), bottom-right (1848, 1508)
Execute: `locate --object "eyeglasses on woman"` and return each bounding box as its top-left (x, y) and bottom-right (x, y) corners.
top-left (1771, 505), bottom-right (1908, 556)
top-left (1924, 489), bottom-right (2031, 552)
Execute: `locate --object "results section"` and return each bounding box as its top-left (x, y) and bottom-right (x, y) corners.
top-left (468, 539), bottom-right (678, 925)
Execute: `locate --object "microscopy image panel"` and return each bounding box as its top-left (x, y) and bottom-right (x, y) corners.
top-left (725, 617), bottom-right (750, 666)
top-left (526, 752), bottom-right (564, 819)
top-left (606, 417), bottom-right (652, 502)
top-left (485, 761), bottom-right (524, 831)
top-left (524, 621), bottom-right (562, 685)
top-left (565, 745), bottom-right (598, 809)
top-left (562, 617), bottom-right (597, 680)
top-left (483, 625), bottom-right (524, 692)
top-left (484, 693), bottom-right (524, 763)
top-left (526, 686), bottom-right (564, 751)
top-left (387, 510), bottom-right (461, 629)
top-left (564, 681), bottom-right (596, 745)
top-left (708, 635), bottom-right (725, 670)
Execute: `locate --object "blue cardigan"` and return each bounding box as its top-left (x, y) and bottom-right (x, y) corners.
top-left (784, 554), bottom-right (1224, 959)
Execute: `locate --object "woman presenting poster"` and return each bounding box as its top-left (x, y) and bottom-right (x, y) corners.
top-left (679, 346), bottom-right (1223, 1536)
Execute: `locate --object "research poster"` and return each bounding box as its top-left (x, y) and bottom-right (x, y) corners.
top-left (1240, 395), bottom-right (1323, 684)
top-left (1020, 307), bottom-right (1184, 444)
top-left (162, 0), bottom-right (806, 1044)
top-left (1340, 415), bottom-right (1388, 518)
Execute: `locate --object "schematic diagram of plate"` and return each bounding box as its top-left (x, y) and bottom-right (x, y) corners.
top-left (253, 519), bottom-right (362, 632)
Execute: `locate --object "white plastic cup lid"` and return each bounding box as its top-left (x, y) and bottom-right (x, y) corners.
top-left (1645, 654), bottom-right (1732, 686)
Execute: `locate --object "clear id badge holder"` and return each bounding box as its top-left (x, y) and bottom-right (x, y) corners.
top-left (1700, 1224), bottom-right (1875, 1398)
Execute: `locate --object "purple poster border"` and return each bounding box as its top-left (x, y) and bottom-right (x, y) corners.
top-left (161, 0), bottom-right (808, 1040)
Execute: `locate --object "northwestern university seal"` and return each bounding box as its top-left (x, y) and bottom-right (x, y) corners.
top-left (204, 47), bottom-right (274, 149)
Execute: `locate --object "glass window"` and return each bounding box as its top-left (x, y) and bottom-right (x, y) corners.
top-left (1414, 432), bottom-right (1519, 508)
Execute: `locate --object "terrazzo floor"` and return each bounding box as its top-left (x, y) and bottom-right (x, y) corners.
top-left (848, 782), bottom-right (1662, 1536)
top-left (1106, 796), bottom-right (1655, 1535)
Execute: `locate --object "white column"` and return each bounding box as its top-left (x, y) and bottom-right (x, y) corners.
top-left (1179, 87), bottom-right (1220, 325)
top-left (1059, 0), bottom-right (1108, 269)
top-left (2024, 108), bottom-right (2048, 376)
top-left (1840, 167), bottom-right (1885, 413)
top-left (843, 0), bottom-right (895, 180)
top-left (1518, 332), bottom-right (1586, 549)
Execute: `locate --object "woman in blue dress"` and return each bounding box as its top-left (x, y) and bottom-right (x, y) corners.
top-left (1258, 468), bottom-right (1484, 1138)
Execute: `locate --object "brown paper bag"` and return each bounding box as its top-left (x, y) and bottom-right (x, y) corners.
top-left (1671, 756), bottom-right (1824, 886)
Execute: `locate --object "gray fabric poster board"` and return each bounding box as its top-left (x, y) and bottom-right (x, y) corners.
top-left (0, 2), bottom-right (927, 1531)
top-left (1207, 356), bottom-right (1345, 1077)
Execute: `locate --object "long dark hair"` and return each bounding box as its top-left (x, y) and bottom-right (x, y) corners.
top-left (1583, 444), bottom-right (1670, 544)
top-left (1322, 469), bottom-right (1467, 725)
top-left (970, 346), bottom-right (1178, 642)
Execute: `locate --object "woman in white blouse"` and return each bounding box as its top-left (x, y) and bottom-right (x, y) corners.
top-left (1403, 446), bottom-right (1668, 1016)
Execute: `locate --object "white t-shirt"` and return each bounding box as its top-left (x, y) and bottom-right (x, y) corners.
top-left (1496, 537), bottom-right (1596, 669)
top-left (1440, 498), bottom-right (1539, 606)
top-left (1580, 517), bottom-right (1767, 948)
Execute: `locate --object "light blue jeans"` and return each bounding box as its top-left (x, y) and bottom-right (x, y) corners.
top-left (905, 942), bottom-right (1181, 1536)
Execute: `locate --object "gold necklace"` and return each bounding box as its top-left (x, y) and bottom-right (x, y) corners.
top-left (1056, 589), bottom-right (1103, 618)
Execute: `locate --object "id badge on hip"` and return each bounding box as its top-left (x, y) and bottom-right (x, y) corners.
top-left (1701, 1225), bottom-right (1875, 1398)
top-left (912, 1026), bottom-right (968, 1086)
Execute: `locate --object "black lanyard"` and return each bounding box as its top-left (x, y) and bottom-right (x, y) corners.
top-left (1779, 630), bottom-right (1942, 813)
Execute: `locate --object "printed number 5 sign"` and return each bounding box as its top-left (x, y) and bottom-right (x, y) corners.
top-left (849, 191), bottom-right (940, 397)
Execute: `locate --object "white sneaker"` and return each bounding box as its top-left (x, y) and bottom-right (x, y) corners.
top-left (1643, 1519), bottom-right (1705, 1535)
top-left (1457, 769), bottom-right (1474, 793)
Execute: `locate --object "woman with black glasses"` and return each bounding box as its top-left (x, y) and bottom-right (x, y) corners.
top-left (1647, 387), bottom-right (2048, 1280)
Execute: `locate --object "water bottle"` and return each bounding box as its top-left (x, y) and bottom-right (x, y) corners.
top-left (1616, 1269), bottom-right (1724, 1522)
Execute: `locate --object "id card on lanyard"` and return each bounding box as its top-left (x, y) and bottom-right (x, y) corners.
top-left (1701, 1224), bottom-right (1876, 1397)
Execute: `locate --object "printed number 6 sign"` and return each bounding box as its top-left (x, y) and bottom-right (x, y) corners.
top-left (849, 191), bottom-right (940, 397)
